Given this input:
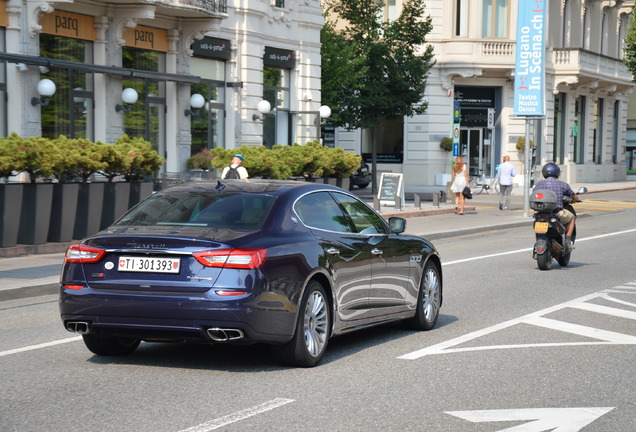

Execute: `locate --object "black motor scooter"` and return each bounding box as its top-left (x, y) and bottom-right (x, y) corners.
top-left (529, 187), bottom-right (587, 270)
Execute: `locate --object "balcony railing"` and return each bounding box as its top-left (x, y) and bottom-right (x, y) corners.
top-left (147, 0), bottom-right (228, 15)
top-left (552, 48), bottom-right (632, 83)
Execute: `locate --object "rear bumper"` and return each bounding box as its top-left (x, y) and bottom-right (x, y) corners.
top-left (59, 286), bottom-right (299, 344)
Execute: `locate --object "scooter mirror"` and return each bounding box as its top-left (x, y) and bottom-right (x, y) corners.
top-left (578, 187), bottom-right (588, 194)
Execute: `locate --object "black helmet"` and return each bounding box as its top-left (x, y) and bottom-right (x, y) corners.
top-left (542, 162), bottom-right (560, 179)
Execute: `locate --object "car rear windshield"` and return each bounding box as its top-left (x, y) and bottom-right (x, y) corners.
top-left (116, 192), bottom-right (276, 230)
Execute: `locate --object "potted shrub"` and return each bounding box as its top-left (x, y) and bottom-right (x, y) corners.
top-left (72, 141), bottom-right (109, 240)
top-left (15, 136), bottom-right (61, 245)
top-left (117, 136), bottom-right (164, 209)
top-left (48, 136), bottom-right (82, 242)
top-left (0, 134), bottom-right (24, 247)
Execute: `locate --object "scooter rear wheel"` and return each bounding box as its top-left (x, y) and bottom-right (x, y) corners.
top-left (537, 240), bottom-right (553, 270)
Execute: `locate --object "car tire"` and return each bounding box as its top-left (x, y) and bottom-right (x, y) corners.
top-left (404, 261), bottom-right (441, 331)
top-left (82, 334), bottom-right (140, 356)
top-left (273, 281), bottom-right (331, 367)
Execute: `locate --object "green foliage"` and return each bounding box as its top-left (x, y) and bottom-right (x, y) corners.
top-left (516, 137), bottom-right (535, 151)
top-left (63, 138), bottom-right (108, 183)
top-left (114, 135), bottom-right (165, 182)
top-left (0, 133), bottom-right (25, 179)
top-left (624, 12), bottom-right (636, 79)
top-left (199, 142), bottom-right (361, 180)
top-left (14, 136), bottom-right (62, 183)
top-left (440, 137), bottom-right (453, 152)
top-left (187, 149), bottom-right (215, 171)
top-left (322, 0), bottom-right (435, 130)
top-left (0, 134), bottom-right (163, 183)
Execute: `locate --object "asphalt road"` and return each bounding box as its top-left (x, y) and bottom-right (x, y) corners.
top-left (1, 194), bottom-right (635, 432)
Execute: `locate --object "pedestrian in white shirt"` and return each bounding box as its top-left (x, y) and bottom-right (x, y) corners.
top-left (495, 155), bottom-right (516, 210)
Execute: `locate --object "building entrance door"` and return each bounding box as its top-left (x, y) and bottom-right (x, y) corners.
top-left (460, 128), bottom-right (492, 177)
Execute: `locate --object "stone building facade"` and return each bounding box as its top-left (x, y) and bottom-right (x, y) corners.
top-left (334, 0), bottom-right (635, 186)
top-left (0, 0), bottom-right (324, 175)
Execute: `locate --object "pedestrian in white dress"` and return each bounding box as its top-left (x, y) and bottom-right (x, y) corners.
top-left (450, 155), bottom-right (469, 215)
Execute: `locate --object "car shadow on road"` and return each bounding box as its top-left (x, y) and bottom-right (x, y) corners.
top-left (86, 314), bottom-right (459, 371)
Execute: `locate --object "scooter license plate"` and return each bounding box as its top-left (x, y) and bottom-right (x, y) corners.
top-left (534, 222), bottom-right (549, 234)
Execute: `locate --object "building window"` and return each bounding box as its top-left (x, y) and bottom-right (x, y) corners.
top-left (263, 67), bottom-right (290, 148)
top-left (482, 0), bottom-right (508, 38)
top-left (0, 29), bottom-right (7, 137)
top-left (38, 34), bottom-right (94, 140)
top-left (361, 117), bottom-right (404, 164)
top-left (121, 47), bottom-right (166, 158)
top-left (574, 96), bottom-right (585, 164)
top-left (561, 0), bottom-right (571, 48)
top-left (582, 8), bottom-right (590, 50)
top-left (593, 99), bottom-right (604, 165)
top-left (552, 93), bottom-right (565, 164)
top-left (612, 101), bottom-right (619, 164)
top-left (190, 57), bottom-right (226, 156)
top-left (274, 0), bottom-right (284, 8)
top-left (455, 0), bottom-right (468, 37)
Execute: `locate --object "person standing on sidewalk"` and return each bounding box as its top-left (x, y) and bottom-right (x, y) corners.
top-left (495, 155), bottom-right (516, 210)
top-left (221, 154), bottom-right (249, 179)
top-left (450, 155), bottom-right (469, 215)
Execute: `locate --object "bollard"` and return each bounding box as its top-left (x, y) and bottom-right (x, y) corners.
top-left (394, 196), bottom-right (401, 212)
top-left (439, 190), bottom-right (446, 203)
top-left (373, 196), bottom-right (380, 211)
top-left (414, 194), bottom-right (422, 210)
top-left (433, 192), bottom-right (439, 208)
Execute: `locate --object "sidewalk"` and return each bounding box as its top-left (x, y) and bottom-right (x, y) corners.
top-left (1, 180), bottom-right (635, 302)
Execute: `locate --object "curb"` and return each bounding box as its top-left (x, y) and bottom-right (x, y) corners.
top-left (0, 282), bottom-right (59, 302)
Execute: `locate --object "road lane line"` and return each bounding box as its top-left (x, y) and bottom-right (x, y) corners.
top-left (398, 286), bottom-right (636, 360)
top-left (443, 228), bottom-right (636, 266)
top-left (0, 336), bottom-right (81, 358)
top-left (178, 398), bottom-right (295, 432)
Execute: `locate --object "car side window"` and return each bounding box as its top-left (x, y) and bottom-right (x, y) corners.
top-left (330, 192), bottom-right (387, 235)
top-left (294, 192), bottom-right (353, 232)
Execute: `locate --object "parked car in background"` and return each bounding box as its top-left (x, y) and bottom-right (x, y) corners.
top-left (60, 180), bottom-right (443, 367)
top-left (350, 163), bottom-right (371, 189)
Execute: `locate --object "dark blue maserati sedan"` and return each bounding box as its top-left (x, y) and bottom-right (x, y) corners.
top-left (60, 180), bottom-right (442, 367)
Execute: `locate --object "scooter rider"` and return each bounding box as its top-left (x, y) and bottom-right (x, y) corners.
top-left (533, 162), bottom-right (577, 250)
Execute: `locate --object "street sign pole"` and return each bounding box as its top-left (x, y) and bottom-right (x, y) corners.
top-left (523, 119), bottom-right (531, 218)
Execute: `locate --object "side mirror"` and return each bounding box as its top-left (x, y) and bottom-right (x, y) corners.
top-left (577, 187), bottom-right (588, 194)
top-left (388, 217), bottom-right (406, 234)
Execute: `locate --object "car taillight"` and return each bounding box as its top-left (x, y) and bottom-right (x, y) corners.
top-left (193, 249), bottom-right (267, 269)
top-left (65, 244), bottom-right (106, 264)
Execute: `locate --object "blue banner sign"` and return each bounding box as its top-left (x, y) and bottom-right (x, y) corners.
top-left (513, 0), bottom-right (546, 117)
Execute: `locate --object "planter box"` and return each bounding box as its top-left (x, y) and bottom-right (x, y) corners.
top-left (0, 183), bottom-right (24, 247)
top-left (48, 183), bottom-right (79, 243)
top-left (101, 182), bottom-right (131, 230)
top-left (129, 181), bottom-right (154, 209)
top-left (18, 183), bottom-right (54, 245)
top-left (74, 183), bottom-right (105, 239)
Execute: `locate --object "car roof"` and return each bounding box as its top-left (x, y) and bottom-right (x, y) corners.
top-left (159, 179), bottom-right (345, 197)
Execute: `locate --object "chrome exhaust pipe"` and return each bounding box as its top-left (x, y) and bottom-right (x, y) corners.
top-left (66, 321), bottom-right (90, 335)
top-left (207, 328), bottom-right (245, 342)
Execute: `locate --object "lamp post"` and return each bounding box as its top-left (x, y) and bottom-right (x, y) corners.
top-left (317, 105), bottom-right (331, 144)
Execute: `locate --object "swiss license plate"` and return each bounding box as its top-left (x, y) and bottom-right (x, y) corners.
top-left (118, 256), bottom-right (181, 274)
top-left (534, 222), bottom-right (549, 234)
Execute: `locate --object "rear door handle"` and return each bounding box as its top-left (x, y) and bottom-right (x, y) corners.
top-left (326, 248), bottom-right (340, 255)
top-left (371, 248), bottom-right (383, 255)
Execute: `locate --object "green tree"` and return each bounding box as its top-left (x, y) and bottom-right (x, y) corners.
top-left (322, 0), bottom-right (435, 192)
top-left (624, 11), bottom-right (636, 78)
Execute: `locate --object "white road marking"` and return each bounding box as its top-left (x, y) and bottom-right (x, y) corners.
top-left (443, 228), bottom-right (636, 266)
top-left (0, 336), bottom-right (81, 358)
top-left (399, 284), bottom-right (636, 360)
top-left (446, 407), bottom-right (614, 432)
top-left (178, 398), bottom-right (295, 432)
